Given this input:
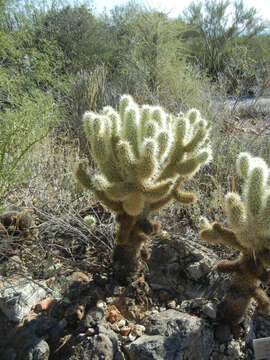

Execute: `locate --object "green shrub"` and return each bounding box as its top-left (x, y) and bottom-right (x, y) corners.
top-left (0, 90), bottom-right (60, 205)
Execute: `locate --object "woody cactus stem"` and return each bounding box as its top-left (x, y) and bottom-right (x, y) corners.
top-left (75, 95), bottom-right (212, 283)
top-left (200, 153), bottom-right (270, 324)
top-left (113, 214), bottom-right (161, 284)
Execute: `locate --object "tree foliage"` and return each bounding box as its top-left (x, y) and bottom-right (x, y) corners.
top-left (183, 0), bottom-right (265, 78)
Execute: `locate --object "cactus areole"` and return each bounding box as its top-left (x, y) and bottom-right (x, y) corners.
top-left (200, 152), bottom-right (270, 324)
top-left (76, 95), bottom-right (211, 283)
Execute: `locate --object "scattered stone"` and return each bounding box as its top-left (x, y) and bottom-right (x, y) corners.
top-left (167, 300), bottom-right (176, 309)
top-left (111, 323), bottom-right (120, 332)
top-left (191, 298), bottom-right (207, 307)
top-left (97, 301), bottom-right (106, 309)
top-left (118, 319), bottom-right (126, 327)
top-left (56, 321), bottom-right (125, 359)
top-left (133, 324), bottom-right (145, 337)
top-left (106, 305), bottom-right (124, 324)
top-left (35, 297), bottom-right (56, 312)
top-left (76, 304), bottom-right (85, 320)
top-left (85, 328), bottom-right (95, 336)
top-left (83, 307), bottom-right (105, 328)
top-left (120, 326), bottom-right (131, 337)
top-left (0, 277), bottom-right (47, 322)
top-left (128, 331), bottom-right (137, 342)
top-left (21, 338), bottom-right (50, 360)
top-left (105, 297), bottom-right (115, 304)
top-left (220, 344), bottom-right (225, 352)
top-left (202, 302), bottom-right (217, 319)
top-left (227, 339), bottom-right (242, 358)
top-left (67, 271), bottom-right (91, 283)
top-left (113, 286), bottom-right (123, 296)
top-left (4, 319), bottom-right (54, 360)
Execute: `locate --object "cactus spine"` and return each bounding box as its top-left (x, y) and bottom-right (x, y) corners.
top-left (200, 152), bottom-right (270, 324)
top-left (76, 95), bottom-right (212, 283)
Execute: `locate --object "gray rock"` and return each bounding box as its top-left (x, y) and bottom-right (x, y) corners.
top-left (227, 339), bottom-right (242, 358)
top-left (3, 338), bottom-right (50, 360)
top-left (125, 309), bottom-right (214, 360)
top-left (3, 348), bottom-right (17, 360)
top-left (186, 262), bottom-right (205, 281)
top-left (215, 324), bottom-right (232, 343)
top-left (56, 320), bottom-right (125, 359)
top-left (22, 339), bottom-right (50, 360)
top-left (243, 316), bottom-right (255, 344)
top-left (0, 278), bottom-right (47, 322)
top-left (148, 232), bottom-right (231, 300)
top-left (202, 302), bottom-right (217, 319)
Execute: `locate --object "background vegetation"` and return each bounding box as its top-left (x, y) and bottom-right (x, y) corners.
top-left (1, 0), bottom-right (270, 227)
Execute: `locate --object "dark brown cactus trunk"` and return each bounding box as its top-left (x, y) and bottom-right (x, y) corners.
top-left (113, 213), bottom-right (160, 285)
top-left (217, 254), bottom-right (270, 324)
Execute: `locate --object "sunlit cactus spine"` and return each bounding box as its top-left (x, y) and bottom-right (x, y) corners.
top-left (200, 152), bottom-right (270, 324)
top-left (76, 94), bottom-right (212, 284)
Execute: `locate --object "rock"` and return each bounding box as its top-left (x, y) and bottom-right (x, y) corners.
top-left (215, 324), bottom-right (232, 343)
top-left (120, 326), bottom-right (131, 337)
top-left (56, 321), bottom-right (125, 360)
top-left (125, 309), bottom-right (214, 360)
top-left (83, 306), bottom-right (105, 328)
top-left (148, 233), bottom-right (230, 300)
top-left (133, 324), bottom-right (145, 337)
top-left (2, 348), bottom-right (17, 360)
top-left (186, 262), bottom-right (205, 281)
top-left (167, 300), bottom-right (176, 309)
top-left (0, 277), bottom-right (47, 322)
top-left (21, 339), bottom-right (50, 360)
top-left (118, 319), bottom-right (126, 328)
top-left (202, 302), bottom-right (217, 319)
top-left (4, 318), bottom-right (59, 360)
top-left (128, 331), bottom-right (137, 342)
top-left (227, 339), bottom-right (242, 358)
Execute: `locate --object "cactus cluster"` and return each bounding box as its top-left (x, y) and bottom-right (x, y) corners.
top-left (76, 94), bottom-right (211, 218)
top-left (200, 152), bottom-right (270, 324)
top-left (75, 94), bottom-right (211, 283)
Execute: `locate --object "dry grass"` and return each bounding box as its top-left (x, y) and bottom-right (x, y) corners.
top-left (0, 133), bottom-right (115, 286)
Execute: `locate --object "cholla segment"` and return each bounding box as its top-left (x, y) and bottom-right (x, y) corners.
top-left (200, 153), bottom-right (270, 323)
top-left (223, 153), bottom-right (270, 251)
top-left (76, 95), bottom-right (211, 216)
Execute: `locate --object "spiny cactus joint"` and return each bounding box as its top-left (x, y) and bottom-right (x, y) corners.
top-left (200, 152), bottom-right (270, 324)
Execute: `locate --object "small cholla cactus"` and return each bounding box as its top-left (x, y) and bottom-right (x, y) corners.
top-left (76, 95), bottom-right (211, 283)
top-left (200, 152), bottom-right (270, 324)
top-left (84, 215), bottom-right (96, 228)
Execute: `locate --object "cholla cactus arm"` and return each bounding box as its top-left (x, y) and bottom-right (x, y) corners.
top-left (94, 189), bottom-right (123, 214)
top-left (225, 193), bottom-right (246, 231)
top-left (158, 112), bottom-right (211, 181)
top-left (75, 162), bottom-right (93, 190)
top-left (200, 222), bottom-right (244, 252)
top-left (227, 154), bottom-right (270, 250)
top-left (236, 152), bottom-right (251, 180)
top-left (199, 152), bottom-right (270, 324)
top-left (254, 288), bottom-right (270, 313)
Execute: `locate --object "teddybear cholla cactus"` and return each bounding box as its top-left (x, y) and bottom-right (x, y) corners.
top-left (76, 94), bottom-right (211, 283)
top-left (200, 152), bottom-right (270, 324)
